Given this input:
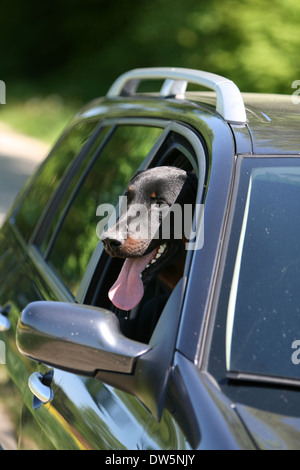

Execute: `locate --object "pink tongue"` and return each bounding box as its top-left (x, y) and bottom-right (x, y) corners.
top-left (108, 250), bottom-right (157, 310)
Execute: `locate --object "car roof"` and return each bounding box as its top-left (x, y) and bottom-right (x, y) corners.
top-left (78, 91), bottom-right (300, 155)
top-left (187, 91), bottom-right (300, 154)
top-left (243, 93), bottom-right (300, 154)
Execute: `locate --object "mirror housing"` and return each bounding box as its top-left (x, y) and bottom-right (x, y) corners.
top-left (16, 301), bottom-right (150, 375)
top-left (16, 279), bottom-right (185, 420)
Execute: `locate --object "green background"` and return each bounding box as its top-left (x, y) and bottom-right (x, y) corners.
top-left (1, 0), bottom-right (299, 141)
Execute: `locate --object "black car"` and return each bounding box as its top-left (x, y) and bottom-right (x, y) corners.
top-left (1, 67), bottom-right (300, 450)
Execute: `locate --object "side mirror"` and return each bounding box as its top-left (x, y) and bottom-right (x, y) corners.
top-left (16, 301), bottom-right (150, 375)
top-left (16, 279), bottom-right (184, 420)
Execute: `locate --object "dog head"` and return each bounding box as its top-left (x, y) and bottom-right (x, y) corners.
top-left (101, 166), bottom-right (197, 310)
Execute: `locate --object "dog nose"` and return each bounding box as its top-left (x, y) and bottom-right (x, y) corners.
top-left (103, 237), bottom-right (121, 249)
top-left (101, 234), bottom-right (123, 252)
top-left (101, 223), bottom-right (127, 253)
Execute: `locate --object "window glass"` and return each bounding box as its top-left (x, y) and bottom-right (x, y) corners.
top-left (40, 125), bottom-right (113, 253)
top-left (47, 125), bottom-right (163, 295)
top-left (14, 120), bottom-right (99, 242)
top-left (218, 159), bottom-right (300, 380)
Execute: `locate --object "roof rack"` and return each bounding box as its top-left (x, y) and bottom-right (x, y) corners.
top-left (107, 67), bottom-right (247, 124)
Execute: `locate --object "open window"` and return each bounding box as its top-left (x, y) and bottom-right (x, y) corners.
top-left (42, 124), bottom-right (164, 296)
top-left (86, 123), bottom-right (206, 344)
top-left (24, 118), bottom-right (205, 346)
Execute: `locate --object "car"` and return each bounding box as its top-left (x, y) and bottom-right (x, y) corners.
top-left (1, 67), bottom-right (300, 450)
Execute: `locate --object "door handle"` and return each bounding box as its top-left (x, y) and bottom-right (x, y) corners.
top-left (28, 370), bottom-right (54, 409)
top-left (0, 304), bottom-right (11, 331)
top-left (0, 312), bottom-right (10, 331)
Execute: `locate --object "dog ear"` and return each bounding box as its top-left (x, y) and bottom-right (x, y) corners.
top-left (128, 170), bottom-right (146, 185)
top-left (176, 171), bottom-right (198, 207)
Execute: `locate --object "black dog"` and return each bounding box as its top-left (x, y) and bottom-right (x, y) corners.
top-left (101, 166), bottom-right (197, 311)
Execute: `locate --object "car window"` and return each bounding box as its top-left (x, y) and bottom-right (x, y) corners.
top-left (39, 125), bottom-right (113, 253)
top-left (89, 124), bottom-right (202, 344)
top-left (13, 120), bottom-right (100, 242)
top-left (46, 125), bottom-right (163, 295)
top-left (210, 158), bottom-right (300, 382)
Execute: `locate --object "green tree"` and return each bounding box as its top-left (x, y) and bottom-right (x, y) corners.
top-left (1, 0), bottom-right (300, 100)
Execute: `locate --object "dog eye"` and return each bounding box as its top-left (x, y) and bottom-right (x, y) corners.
top-left (150, 191), bottom-right (161, 201)
top-left (150, 193), bottom-right (166, 206)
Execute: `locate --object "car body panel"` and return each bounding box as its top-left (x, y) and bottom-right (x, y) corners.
top-left (235, 403), bottom-right (300, 450)
top-left (0, 224), bottom-right (191, 450)
top-left (243, 93), bottom-right (300, 154)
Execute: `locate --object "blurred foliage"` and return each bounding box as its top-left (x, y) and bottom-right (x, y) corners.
top-left (1, 0), bottom-right (300, 98)
top-left (0, 0), bottom-right (300, 139)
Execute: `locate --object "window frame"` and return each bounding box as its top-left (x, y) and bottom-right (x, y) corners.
top-left (43, 121), bottom-right (167, 296)
top-left (77, 119), bottom-right (207, 305)
top-left (24, 118), bottom-right (171, 301)
top-left (22, 117), bottom-right (207, 310)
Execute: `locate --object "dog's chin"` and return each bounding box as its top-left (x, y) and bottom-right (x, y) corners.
top-left (141, 242), bottom-right (180, 283)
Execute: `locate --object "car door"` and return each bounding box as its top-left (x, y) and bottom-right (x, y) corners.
top-left (0, 117), bottom-right (102, 450)
top-left (205, 156), bottom-right (300, 449)
top-left (11, 117), bottom-right (207, 449)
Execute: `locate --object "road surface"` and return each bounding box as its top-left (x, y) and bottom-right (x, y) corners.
top-left (0, 122), bottom-right (49, 226)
